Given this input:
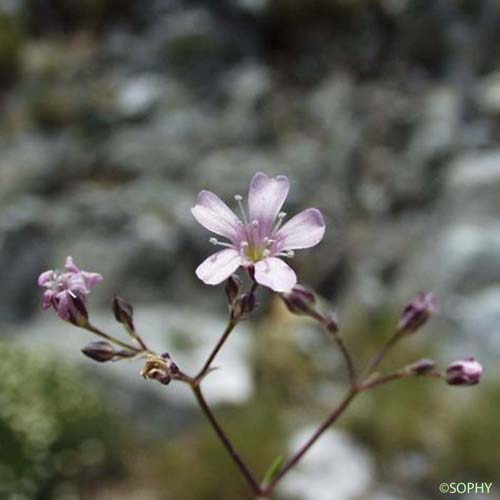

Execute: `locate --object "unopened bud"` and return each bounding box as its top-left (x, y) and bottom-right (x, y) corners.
top-left (141, 353), bottom-right (179, 385)
top-left (407, 358), bottom-right (436, 375)
top-left (445, 357), bottom-right (483, 386)
top-left (232, 292), bottom-right (256, 319)
top-left (225, 275), bottom-right (242, 305)
top-left (113, 296), bottom-right (135, 332)
top-left (82, 341), bottom-right (115, 363)
top-left (397, 292), bottom-right (437, 334)
top-left (281, 285), bottom-right (316, 316)
top-left (67, 295), bottom-right (89, 327)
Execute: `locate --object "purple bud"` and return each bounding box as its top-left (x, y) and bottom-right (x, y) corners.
top-left (232, 291), bottom-right (256, 320)
top-left (407, 358), bottom-right (437, 375)
top-left (82, 341), bottom-right (115, 363)
top-left (281, 285), bottom-right (316, 316)
top-left (225, 275), bottom-right (242, 305)
top-left (113, 296), bottom-right (135, 332)
top-left (67, 294), bottom-right (89, 327)
top-left (445, 357), bottom-right (483, 386)
top-left (398, 292), bottom-right (437, 334)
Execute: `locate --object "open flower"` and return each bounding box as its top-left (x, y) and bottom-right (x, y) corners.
top-left (192, 172), bottom-right (325, 292)
top-left (37, 256), bottom-right (102, 324)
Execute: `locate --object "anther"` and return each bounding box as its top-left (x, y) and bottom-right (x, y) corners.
top-left (234, 194), bottom-right (248, 224)
top-left (209, 237), bottom-right (219, 245)
top-left (272, 212), bottom-right (287, 235)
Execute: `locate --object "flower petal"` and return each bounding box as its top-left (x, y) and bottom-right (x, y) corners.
top-left (65, 256), bottom-right (80, 274)
top-left (248, 172), bottom-right (290, 227)
top-left (276, 208), bottom-right (326, 250)
top-left (42, 290), bottom-right (54, 309)
top-left (82, 271), bottom-right (103, 290)
top-left (191, 190), bottom-right (240, 240)
top-left (196, 249), bottom-right (242, 286)
top-left (254, 257), bottom-right (297, 292)
top-left (55, 292), bottom-right (71, 321)
top-left (38, 270), bottom-right (55, 287)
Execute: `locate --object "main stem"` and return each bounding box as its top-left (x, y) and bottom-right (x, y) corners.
top-left (191, 384), bottom-right (262, 496)
top-left (263, 389), bottom-right (358, 497)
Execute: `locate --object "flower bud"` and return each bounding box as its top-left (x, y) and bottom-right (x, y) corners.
top-left (231, 292), bottom-right (256, 320)
top-left (113, 296), bottom-right (135, 332)
top-left (397, 292), bottom-right (437, 334)
top-left (82, 341), bottom-right (115, 363)
top-left (225, 275), bottom-right (242, 305)
top-left (67, 294), bottom-right (89, 327)
top-left (281, 285), bottom-right (316, 316)
top-left (445, 357), bottom-right (483, 386)
top-left (141, 353), bottom-right (179, 385)
top-left (407, 358), bottom-right (436, 375)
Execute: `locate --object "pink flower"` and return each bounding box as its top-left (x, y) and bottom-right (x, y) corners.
top-left (37, 256), bottom-right (102, 324)
top-left (191, 172), bottom-right (326, 292)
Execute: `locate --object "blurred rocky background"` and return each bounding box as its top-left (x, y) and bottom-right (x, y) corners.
top-left (1, 0), bottom-right (500, 498)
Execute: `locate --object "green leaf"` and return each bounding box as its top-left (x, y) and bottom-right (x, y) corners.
top-left (262, 455), bottom-right (284, 485)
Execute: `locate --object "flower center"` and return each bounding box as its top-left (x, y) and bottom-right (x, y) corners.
top-left (208, 195), bottom-right (295, 263)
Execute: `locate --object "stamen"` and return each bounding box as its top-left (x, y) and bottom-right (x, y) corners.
top-left (272, 212), bottom-right (287, 235)
top-left (277, 250), bottom-right (295, 258)
top-left (262, 249), bottom-right (271, 258)
top-left (250, 220), bottom-right (260, 247)
top-left (239, 240), bottom-right (249, 258)
top-left (234, 194), bottom-right (248, 225)
top-left (209, 237), bottom-right (234, 249)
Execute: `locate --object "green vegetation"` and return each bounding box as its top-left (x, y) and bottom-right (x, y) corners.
top-left (0, 341), bottom-right (123, 500)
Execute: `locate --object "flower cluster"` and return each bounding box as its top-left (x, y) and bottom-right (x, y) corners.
top-left (35, 171), bottom-right (486, 500)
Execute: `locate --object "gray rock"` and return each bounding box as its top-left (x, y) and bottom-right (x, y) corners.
top-left (444, 150), bottom-right (500, 216)
top-left (475, 71), bottom-right (500, 114)
top-left (114, 74), bottom-right (165, 119)
top-left (407, 86), bottom-right (461, 164)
